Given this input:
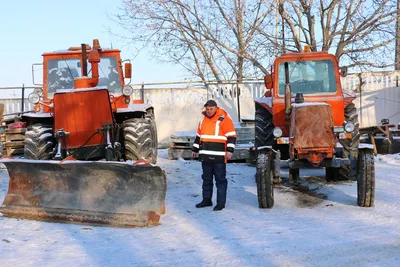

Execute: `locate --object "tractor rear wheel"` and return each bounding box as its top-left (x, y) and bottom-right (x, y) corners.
top-left (255, 103), bottom-right (274, 148)
top-left (123, 116), bottom-right (157, 164)
top-left (325, 167), bottom-right (339, 182)
top-left (255, 102), bottom-right (289, 160)
top-left (24, 124), bottom-right (56, 160)
top-left (357, 149), bottom-right (375, 207)
top-left (256, 149), bottom-right (274, 209)
top-left (339, 103), bottom-right (360, 180)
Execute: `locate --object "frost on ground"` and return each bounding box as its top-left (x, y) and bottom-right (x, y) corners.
top-left (0, 150), bottom-right (399, 267)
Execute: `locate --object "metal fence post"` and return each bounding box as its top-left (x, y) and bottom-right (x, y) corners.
top-left (21, 84), bottom-right (25, 112)
top-left (358, 73), bottom-right (363, 127)
top-left (141, 83), bottom-right (144, 101)
top-left (236, 83), bottom-right (241, 122)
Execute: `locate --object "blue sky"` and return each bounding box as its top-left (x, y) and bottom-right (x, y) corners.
top-left (0, 0), bottom-right (183, 87)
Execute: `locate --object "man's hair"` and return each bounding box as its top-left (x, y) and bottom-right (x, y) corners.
top-left (204, 99), bottom-right (217, 107)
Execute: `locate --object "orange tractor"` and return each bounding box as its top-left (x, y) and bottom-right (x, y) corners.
top-left (0, 40), bottom-right (166, 227)
top-left (255, 47), bottom-right (375, 208)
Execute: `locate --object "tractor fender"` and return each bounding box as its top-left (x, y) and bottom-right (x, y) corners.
top-left (116, 103), bottom-right (154, 114)
top-left (358, 143), bottom-right (374, 150)
top-left (257, 145), bottom-right (273, 152)
top-left (343, 92), bottom-right (356, 108)
top-left (21, 112), bottom-right (54, 125)
top-left (254, 97), bottom-right (273, 113)
top-left (22, 112), bottom-right (53, 118)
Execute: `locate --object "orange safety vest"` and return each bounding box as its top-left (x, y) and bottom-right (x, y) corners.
top-left (192, 107), bottom-right (237, 163)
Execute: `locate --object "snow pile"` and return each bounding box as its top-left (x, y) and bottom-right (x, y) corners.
top-left (0, 149), bottom-right (399, 266)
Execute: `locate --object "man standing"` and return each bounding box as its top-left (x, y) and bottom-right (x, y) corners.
top-left (191, 100), bottom-right (237, 211)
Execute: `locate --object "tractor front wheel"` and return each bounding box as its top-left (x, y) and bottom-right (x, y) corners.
top-left (123, 117), bottom-right (157, 164)
top-left (357, 149), bottom-right (375, 207)
top-left (146, 113), bottom-right (158, 164)
top-left (24, 124), bottom-right (56, 160)
top-left (256, 149), bottom-right (274, 209)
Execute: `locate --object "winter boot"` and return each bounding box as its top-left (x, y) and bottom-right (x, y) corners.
top-left (213, 204), bottom-right (225, 211)
top-left (196, 198), bottom-right (213, 208)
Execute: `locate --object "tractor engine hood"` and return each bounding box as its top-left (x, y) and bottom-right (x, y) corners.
top-left (290, 102), bottom-right (335, 165)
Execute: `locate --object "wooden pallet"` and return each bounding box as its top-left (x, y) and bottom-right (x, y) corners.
top-left (167, 123), bottom-right (255, 162)
top-left (1, 132), bottom-right (5, 156)
top-left (3, 128), bottom-right (26, 156)
top-left (168, 132), bottom-right (196, 160)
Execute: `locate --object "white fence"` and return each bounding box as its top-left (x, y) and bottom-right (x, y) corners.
top-left (341, 71), bottom-right (400, 128)
top-left (1, 71), bottom-right (399, 143)
top-left (1, 99), bottom-right (33, 115)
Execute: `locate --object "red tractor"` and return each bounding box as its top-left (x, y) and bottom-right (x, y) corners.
top-left (255, 47), bottom-right (375, 208)
top-left (0, 40), bottom-right (166, 227)
top-left (24, 39), bottom-right (157, 163)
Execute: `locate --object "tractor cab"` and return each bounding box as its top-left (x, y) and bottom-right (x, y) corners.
top-left (264, 51), bottom-right (347, 136)
top-left (32, 40), bottom-right (132, 102)
top-left (45, 55), bottom-right (123, 98)
top-left (276, 58), bottom-right (337, 96)
top-left (29, 40), bottom-right (134, 113)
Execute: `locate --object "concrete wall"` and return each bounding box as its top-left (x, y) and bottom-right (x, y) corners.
top-left (134, 83), bottom-right (266, 143)
top-left (1, 73), bottom-right (399, 144)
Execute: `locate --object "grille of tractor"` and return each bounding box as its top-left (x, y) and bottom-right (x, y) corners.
top-left (53, 89), bottom-right (113, 149)
top-left (290, 104), bottom-right (335, 150)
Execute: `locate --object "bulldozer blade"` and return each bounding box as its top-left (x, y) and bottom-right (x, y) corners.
top-left (0, 159), bottom-right (167, 227)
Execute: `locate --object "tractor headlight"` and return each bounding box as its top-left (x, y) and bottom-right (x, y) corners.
top-left (122, 85), bottom-right (133, 96)
top-left (344, 122), bottom-right (355, 133)
top-left (333, 126), bottom-right (344, 133)
top-left (273, 127), bottom-right (283, 138)
top-left (28, 92), bottom-right (40, 104)
top-left (33, 88), bottom-right (43, 96)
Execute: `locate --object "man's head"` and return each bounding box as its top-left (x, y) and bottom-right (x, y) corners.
top-left (204, 99), bottom-right (218, 117)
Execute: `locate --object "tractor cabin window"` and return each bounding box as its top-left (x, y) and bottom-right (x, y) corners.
top-left (46, 56), bottom-right (122, 98)
top-left (277, 59), bottom-right (337, 96)
top-left (94, 56), bottom-right (122, 94)
top-left (47, 58), bottom-right (80, 97)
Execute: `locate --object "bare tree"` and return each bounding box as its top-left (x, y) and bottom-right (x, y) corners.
top-left (278, 0), bottom-right (397, 69)
top-left (395, 0), bottom-right (400, 70)
top-left (114, 0), bottom-right (398, 81)
top-left (115, 0), bottom-right (277, 82)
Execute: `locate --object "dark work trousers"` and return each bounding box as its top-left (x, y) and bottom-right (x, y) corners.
top-left (201, 162), bottom-right (227, 205)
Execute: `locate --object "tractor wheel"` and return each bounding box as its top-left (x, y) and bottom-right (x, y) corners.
top-left (146, 113), bottom-right (158, 164)
top-left (24, 124), bottom-right (56, 160)
top-left (339, 103), bottom-right (360, 180)
top-left (123, 117), bottom-right (157, 164)
top-left (325, 167), bottom-right (339, 182)
top-left (256, 149), bottom-right (274, 209)
top-left (357, 149), bottom-right (375, 207)
top-left (289, 168), bottom-right (299, 184)
top-left (255, 103), bottom-right (274, 148)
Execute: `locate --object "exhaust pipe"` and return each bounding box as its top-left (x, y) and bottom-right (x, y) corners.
top-left (74, 40), bottom-right (100, 89)
top-left (284, 62), bottom-right (292, 120)
top-left (81, 43), bottom-right (88, 77)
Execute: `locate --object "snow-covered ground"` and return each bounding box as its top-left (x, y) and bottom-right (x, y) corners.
top-left (0, 150), bottom-right (399, 267)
